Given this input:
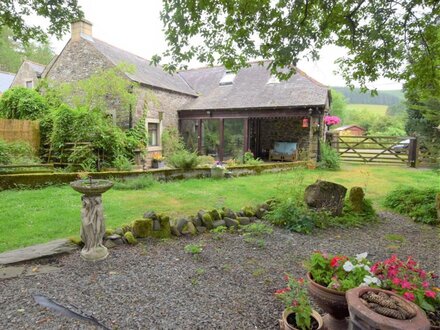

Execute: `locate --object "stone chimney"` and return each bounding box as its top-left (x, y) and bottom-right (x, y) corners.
top-left (71, 19), bottom-right (93, 41)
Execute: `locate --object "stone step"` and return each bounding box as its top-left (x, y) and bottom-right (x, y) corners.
top-left (0, 239), bottom-right (78, 265)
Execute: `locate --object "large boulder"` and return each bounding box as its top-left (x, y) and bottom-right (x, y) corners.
top-left (304, 180), bottom-right (347, 216)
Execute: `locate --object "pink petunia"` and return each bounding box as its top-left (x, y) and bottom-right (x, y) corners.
top-left (422, 281), bottom-right (430, 288)
top-left (392, 278), bottom-right (401, 285)
top-left (401, 280), bottom-right (412, 289)
top-left (425, 291), bottom-right (436, 298)
top-left (403, 292), bottom-right (415, 301)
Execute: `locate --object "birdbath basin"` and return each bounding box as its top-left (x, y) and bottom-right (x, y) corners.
top-left (70, 178), bottom-right (113, 261)
top-left (70, 179), bottom-right (113, 196)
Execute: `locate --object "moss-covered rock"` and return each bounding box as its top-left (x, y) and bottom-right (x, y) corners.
top-left (114, 227), bottom-right (124, 236)
top-left (202, 213), bottom-right (214, 229)
top-left (68, 236), bottom-right (83, 246)
top-left (131, 219), bottom-right (153, 238)
top-left (124, 231), bottom-right (137, 245)
top-left (210, 209), bottom-right (222, 220)
top-left (182, 221), bottom-right (197, 236)
top-left (213, 220), bottom-right (226, 228)
top-left (170, 225), bottom-right (181, 237)
top-left (349, 186), bottom-right (365, 213)
top-left (152, 215), bottom-right (171, 239)
top-left (237, 217), bottom-right (251, 225)
top-left (223, 208), bottom-right (237, 219)
top-left (219, 209), bottom-right (225, 219)
top-left (105, 228), bottom-right (114, 237)
top-left (242, 206), bottom-right (256, 217)
top-left (224, 217), bottom-right (239, 229)
top-left (191, 215), bottom-right (202, 227)
top-left (122, 224), bottom-right (132, 234)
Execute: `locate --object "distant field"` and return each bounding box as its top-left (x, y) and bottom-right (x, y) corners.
top-left (347, 103), bottom-right (388, 115)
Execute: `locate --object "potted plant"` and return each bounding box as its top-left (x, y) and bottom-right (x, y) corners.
top-left (151, 152), bottom-right (165, 169)
top-left (275, 275), bottom-right (323, 330)
top-left (211, 161), bottom-right (226, 178)
top-left (346, 287), bottom-right (430, 329)
top-left (371, 255), bottom-right (440, 329)
top-left (305, 251), bottom-right (379, 329)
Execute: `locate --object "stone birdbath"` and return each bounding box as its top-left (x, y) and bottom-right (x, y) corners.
top-left (70, 178), bottom-right (113, 262)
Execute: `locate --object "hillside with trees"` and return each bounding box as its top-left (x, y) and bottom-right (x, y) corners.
top-left (332, 87), bottom-right (403, 106)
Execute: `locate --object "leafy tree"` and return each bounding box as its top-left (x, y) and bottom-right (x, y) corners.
top-left (329, 90), bottom-right (347, 123)
top-left (41, 64), bottom-right (138, 114)
top-left (157, 1), bottom-right (438, 91)
top-left (0, 28), bottom-right (55, 72)
top-left (386, 102), bottom-right (407, 117)
top-left (0, 86), bottom-right (48, 120)
top-left (0, 0), bottom-right (83, 43)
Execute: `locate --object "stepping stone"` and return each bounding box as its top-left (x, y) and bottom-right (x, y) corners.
top-left (24, 265), bottom-right (61, 276)
top-left (0, 266), bottom-right (25, 280)
top-left (0, 239), bottom-right (78, 265)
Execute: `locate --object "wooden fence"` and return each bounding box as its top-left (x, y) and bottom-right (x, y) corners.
top-left (328, 133), bottom-right (418, 167)
top-left (0, 119), bottom-right (40, 153)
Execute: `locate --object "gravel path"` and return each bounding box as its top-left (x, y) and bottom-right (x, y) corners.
top-left (1, 212), bottom-right (439, 330)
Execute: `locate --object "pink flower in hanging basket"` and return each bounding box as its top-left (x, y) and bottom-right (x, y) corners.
top-left (324, 115), bottom-right (341, 126)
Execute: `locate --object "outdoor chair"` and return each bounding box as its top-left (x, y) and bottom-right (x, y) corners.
top-left (269, 141), bottom-right (298, 162)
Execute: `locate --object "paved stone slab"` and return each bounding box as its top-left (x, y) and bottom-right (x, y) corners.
top-left (0, 266), bottom-right (25, 279)
top-left (0, 239), bottom-right (78, 265)
top-left (25, 265), bottom-right (61, 276)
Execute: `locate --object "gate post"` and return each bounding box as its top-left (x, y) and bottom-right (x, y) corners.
top-left (408, 137), bottom-right (418, 168)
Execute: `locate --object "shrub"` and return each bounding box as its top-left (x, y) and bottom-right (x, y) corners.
top-left (197, 155), bottom-right (216, 166)
top-left (0, 139), bottom-right (39, 165)
top-left (384, 187), bottom-right (439, 224)
top-left (318, 143), bottom-right (340, 170)
top-left (113, 175), bottom-right (155, 190)
top-left (241, 151), bottom-right (263, 165)
top-left (167, 150), bottom-right (200, 169)
top-left (162, 127), bottom-right (185, 156)
top-left (67, 145), bottom-right (97, 172)
top-left (0, 86), bottom-right (48, 120)
top-left (113, 155), bottom-right (133, 171)
top-left (264, 198), bottom-right (317, 234)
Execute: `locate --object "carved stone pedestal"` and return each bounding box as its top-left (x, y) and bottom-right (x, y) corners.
top-left (80, 195), bottom-right (108, 261)
top-left (70, 179), bottom-right (113, 262)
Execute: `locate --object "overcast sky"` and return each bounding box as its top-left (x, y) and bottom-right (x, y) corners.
top-left (48, 0), bottom-right (402, 90)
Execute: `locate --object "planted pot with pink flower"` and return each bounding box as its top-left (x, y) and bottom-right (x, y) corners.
top-left (371, 255), bottom-right (440, 329)
top-left (275, 275), bottom-right (323, 330)
top-left (305, 251), bottom-right (380, 329)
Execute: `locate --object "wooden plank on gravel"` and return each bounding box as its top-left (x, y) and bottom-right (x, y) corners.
top-left (0, 239), bottom-right (78, 265)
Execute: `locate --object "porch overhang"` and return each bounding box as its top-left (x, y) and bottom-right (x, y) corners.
top-left (178, 105), bottom-right (325, 120)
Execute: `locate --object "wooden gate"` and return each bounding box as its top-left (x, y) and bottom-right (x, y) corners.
top-left (328, 134), bottom-right (418, 167)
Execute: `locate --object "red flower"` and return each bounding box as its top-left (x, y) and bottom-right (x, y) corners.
top-left (425, 291), bottom-right (436, 299)
top-left (392, 278), bottom-right (401, 285)
top-left (330, 256), bottom-right (346, 268)
top-left (298, 278), bottom-right (304, 284)
top-left (401, 280), bottom-right (412, 289)
top-left (422, 281), bottom-right (430, 289)
top-left (403, 292), bottom-right (415, 302)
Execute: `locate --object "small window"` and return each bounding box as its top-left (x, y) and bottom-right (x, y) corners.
top-left (148, 123), bottom-right (159, 146)
top-left (25, 80), bottom-right (33, 88)
top-left (219, 71), bottom-right (236, 86)
top-left (267, 75), bottom-right (280, 84)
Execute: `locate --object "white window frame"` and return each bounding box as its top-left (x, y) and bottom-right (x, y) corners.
top-left (219, 71), bottom-right (236, 86)
top-left (146, 118), bottom-right (162, 151)
top-left (25, 80), bottom-right (33, 88)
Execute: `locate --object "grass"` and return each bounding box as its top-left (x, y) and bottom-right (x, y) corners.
top-left (347, 103), bottom-right (389, 115)
top-left (0, 164), bottom-right (438, 252)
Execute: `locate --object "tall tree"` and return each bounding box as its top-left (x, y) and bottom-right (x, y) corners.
top-left (156, 1), bottom-right (439, 91)
top-left (0, 0), bottom-right (82, 43)
top-left (0, 28), bottom-right (54, 72)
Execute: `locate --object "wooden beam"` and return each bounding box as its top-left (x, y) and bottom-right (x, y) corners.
top-left (197, 119), bottom-right (202, 155)
top-left (219, 118), bottom-right (224, 161)
top-left (243, 118), bottom-right (249, 152)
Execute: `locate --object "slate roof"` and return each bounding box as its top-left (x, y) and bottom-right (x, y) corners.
top-left (178, 61), bottom-right (329, 110)
top-left (25, 61), bottom-right (45, 75)
top-left (0, 71), bottom-right (15, 93)
top-left (85, 37), bottom-right (197, 96)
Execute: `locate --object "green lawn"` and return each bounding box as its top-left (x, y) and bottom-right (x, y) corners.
top-left (0, 164), bottom-right (438, 252)
top-left (347, 103), bottom-right (389, 115)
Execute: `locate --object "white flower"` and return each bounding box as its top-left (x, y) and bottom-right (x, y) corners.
top-left (364, 265), bottom-right (371, 272)
top-left (356, 252), bottom-right (368, 261)
top-left (363, 275), bottom-right (381, 286)
top-left (343, 261), bottom-right (354, 272)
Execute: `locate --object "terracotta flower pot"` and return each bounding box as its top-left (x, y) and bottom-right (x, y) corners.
top-left (346, 287), bottom-right (430, 330)
top-left (306, 272), bottom-right (349, 330)
top-left (279, 309), bottom-right (323, 330)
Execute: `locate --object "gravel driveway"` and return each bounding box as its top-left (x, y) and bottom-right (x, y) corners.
top-left (1, 212), bottom-right (439, 330)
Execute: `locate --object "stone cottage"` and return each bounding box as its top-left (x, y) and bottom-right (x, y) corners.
top-left (42, 19), bottom-right (331, 162)
top-left (11, 60), bottom-right (45, 89)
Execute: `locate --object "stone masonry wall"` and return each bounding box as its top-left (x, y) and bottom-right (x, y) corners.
top-left (11, 62), bottom-right (40, 89)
